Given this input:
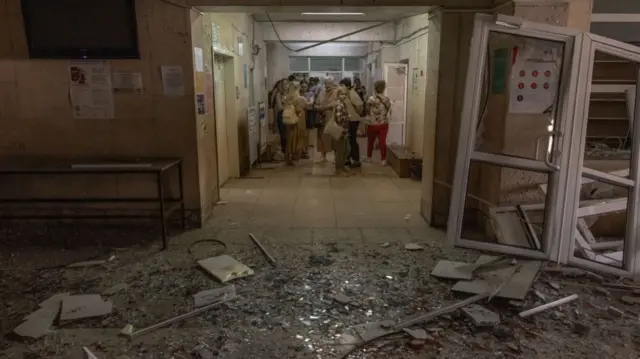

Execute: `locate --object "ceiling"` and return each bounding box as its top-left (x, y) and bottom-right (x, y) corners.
top-left (198, 6), bottom-right (433, 22)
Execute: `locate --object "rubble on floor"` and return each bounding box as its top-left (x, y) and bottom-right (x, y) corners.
top-left (4, 226), bottom-right (640, 359)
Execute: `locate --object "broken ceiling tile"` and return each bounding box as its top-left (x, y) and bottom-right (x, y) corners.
top-left (461, 304), bottom-right (500, 327)
top-left (38, 292), bottom-right (71, 308)
top-left (83, 347), bottom-right (100, 359)
top-left (198, 255), bottom-right (254, 283)
top-left (193, 285), bottom-right (236, 307)
top-left (14, 304), bottom-right (60, 338)
top-left (430, 260), bottom-right (474, 280)
top-left (353, 320), bottom-right (395, 341)
top-left (60, 294), bottom-right (113, 321)
top-left (452, 255), bottom-right (542, 300)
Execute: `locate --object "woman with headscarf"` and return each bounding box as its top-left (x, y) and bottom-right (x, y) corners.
top-left (314, 77), bottom-right (338, 163)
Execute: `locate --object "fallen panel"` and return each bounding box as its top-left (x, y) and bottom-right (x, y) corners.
top-left (60, 295), bottom-right (113, 321)
top-left (489, 210), bottom-right (533, 248)
top-left (430, 260), bottom-right (474, 280)
top-left (198, 255), bottom-right (254, 283)
top-left (353, 320), bottom-right (395, 341)
top-left (14, 305), bottom-right (60, 338)
top-left (452, 255), bottom-right (542, 300)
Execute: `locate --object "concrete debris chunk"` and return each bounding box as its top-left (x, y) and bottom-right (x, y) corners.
top-left (353, 320), bottom-right (395, 341)
top-left (607, 306), bottom-right (624, 318)
top-left (337, 333), bottom-right (361, 345)
top-left (67, 260), bottom-right (107, 268)
top-left (573, 322), bottom-right (590, 336)
top-left (461, 304), bottom-right (500, 327)
top-left (193, 285), bottom-right (236, 308)
top-left (120, 324), bottom-right (134, 336)
top-left (198, 255), bottom-right (254, 283)
top-left (405, 243), bottom-right (425, 251)
top-left (409, 339), bottom-right (426, 350)
top-left (402, 328), bottom-right (431, 340)
top-left (60, 294), bottom-right (113, 321)
top-left (193, 344), bottom-right (215, 359)
top-left (332, 293), bottom-right (354, 305)
top-left (380, 242), bottom-right (391, 248)
top-left (621, 296), bottom-right (640, 305)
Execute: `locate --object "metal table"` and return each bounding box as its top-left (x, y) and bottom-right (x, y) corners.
top-left (0, 157), bottom-right (186, 249)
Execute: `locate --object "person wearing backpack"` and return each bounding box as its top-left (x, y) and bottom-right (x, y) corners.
top-left (365, 80), bottom-right (392, 165)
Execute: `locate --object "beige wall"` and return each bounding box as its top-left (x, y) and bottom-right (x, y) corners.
top-left (0, 0), bottom-right (204, 219)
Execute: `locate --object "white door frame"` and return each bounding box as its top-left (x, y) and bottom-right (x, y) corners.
top-left (449, 13), bottom-right (640, 279)
top-left (383, 62), bottom-right (409, 146)
top-left (447, 13), bottom-right (582, 261)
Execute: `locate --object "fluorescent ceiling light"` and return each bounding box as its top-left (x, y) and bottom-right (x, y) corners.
top-left (301, 12), bottom-right (365, 16)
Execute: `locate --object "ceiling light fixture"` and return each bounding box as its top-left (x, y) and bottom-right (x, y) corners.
top-left (301, 12), bottom-right (365, 16)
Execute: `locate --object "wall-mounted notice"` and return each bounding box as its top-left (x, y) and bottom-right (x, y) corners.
top-left (112, 72), bottom-right (143, 94)
top-left (508, 46), bottom-right (560, 114)
top-left (194, 47), bottom-right (204, 73)
top-left (237, 37), bottom-right (244, 56)
top-left (68, 61), bottom-right (114, 119)
top-left (160, 65), bottom-right (185, 97)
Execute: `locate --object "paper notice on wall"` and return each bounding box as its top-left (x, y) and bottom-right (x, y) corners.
top-left (194, 47), bottom-right (204, 73)
top-left (508, 46), bottom-right (560, 114)
top-left (112, 72), bottom-right (143, 94)
top-left (69, 61), bottom-right (114, 119)
top-left (196, 93), bottom-right (206, 115)
top-left (160, 65), bottom-right (185, 96)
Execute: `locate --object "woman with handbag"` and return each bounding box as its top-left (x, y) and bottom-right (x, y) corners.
top-left (314, 77), bottom-right (338, 163)
top-left (365, 80), bottom-right (392, 165)
top-left (282, 82), bottom-right (307, 166)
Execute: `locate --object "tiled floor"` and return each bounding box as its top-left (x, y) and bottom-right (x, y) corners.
top-left (214, 148), bottom-right (426, 230)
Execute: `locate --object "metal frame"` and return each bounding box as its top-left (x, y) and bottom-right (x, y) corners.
top-left (0, 158), bottom-right (186, 250)
top-left (559, 32), bottom-right (640, 278)
top-left (448, 14), bottom-right (583, 261)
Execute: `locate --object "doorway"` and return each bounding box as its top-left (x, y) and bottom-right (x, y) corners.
top-left (213, 53), bottom-right (235, 186)
top-left (384, 63), bottom-right (409, 146)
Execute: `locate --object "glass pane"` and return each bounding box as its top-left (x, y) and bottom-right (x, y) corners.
top-left (583, 49), bottom-right (638, 181)
top-left (461, 160), bottom-right (549, 251)
top-left (475, 31), bottom-right (566, 161)
top-left (289, 57), bottom-right (309, 71)
top-left (344, 57), bottom-right (362, 71)
top-left (573, 178), bottom-right (629, 269)
top-left (310, 57), bottom-right (343, 71)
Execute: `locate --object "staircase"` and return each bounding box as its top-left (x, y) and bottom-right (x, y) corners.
top-left (587, 51), bottom-right (637, 149)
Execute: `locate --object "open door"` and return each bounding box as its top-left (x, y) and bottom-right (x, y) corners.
top-left (383, 63), bottom-right (408, 146)
top-left (558, 33), bottom-right (640, 278)
top-left (447, 14), bottom-right (584, 260)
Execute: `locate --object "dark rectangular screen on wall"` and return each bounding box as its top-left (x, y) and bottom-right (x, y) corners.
top-left (21, 0), bottom-right (140, 59)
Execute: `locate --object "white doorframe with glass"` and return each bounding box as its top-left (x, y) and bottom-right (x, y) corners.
top-left (448, 13), bottom-right (640, 279)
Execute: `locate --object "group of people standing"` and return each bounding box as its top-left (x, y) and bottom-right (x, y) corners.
top-left (268, 75), bottom-right (391, 176)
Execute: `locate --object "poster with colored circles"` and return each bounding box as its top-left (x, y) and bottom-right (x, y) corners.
top-left (508, 46), bottom-right (560, 114)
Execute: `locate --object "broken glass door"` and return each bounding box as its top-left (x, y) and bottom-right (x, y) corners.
top-left (447, 14), bottom-right (584, 260)
top-left (558, 33), bottom-right (640, 278)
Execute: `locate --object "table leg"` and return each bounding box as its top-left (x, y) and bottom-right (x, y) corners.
top-left (178, 162), bottom-right (186, 229)
top-left (157, 172), bottom-right (167, 250)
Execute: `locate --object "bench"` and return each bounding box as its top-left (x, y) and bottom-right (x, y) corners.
top-left (0, 157), bottom-right (186, 249)
top-left (387, 145), bottom-right (421, 178)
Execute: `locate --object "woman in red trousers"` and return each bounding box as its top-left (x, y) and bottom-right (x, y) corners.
top-left (365, 80), bottom-right (392, 165)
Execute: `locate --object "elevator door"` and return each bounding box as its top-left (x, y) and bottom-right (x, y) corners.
top-left (214, 56), bottom-right (229, 185)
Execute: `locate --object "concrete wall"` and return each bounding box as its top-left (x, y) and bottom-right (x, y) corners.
top-left (0, 0), bottom-right (204, 221)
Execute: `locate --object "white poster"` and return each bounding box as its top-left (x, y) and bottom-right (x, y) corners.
top-left (508, 46), bottom-right (560, 114)
top-left (112, 72), bottom-right (143, 94)
top-left (194, 47), bottom-right (204, 73)
top-left (160, 65), bottom-right (185, 97)
top-left (69, 61), bottom-right (114, 119)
